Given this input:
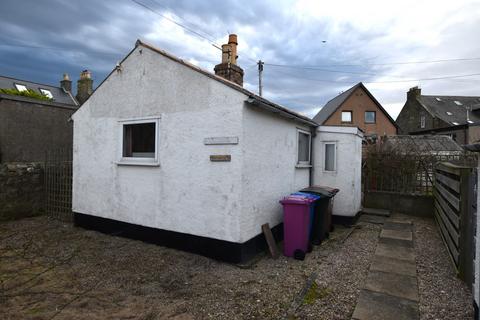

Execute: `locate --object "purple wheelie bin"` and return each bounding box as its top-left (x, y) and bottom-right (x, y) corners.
top-left (279, 195), bottom-right (313, 258)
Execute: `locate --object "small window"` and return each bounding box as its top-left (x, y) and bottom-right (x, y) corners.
top-left (14, 84), bottom-right (27, 92)
top-left (420, 115), bottom-right (425, 128)
top-left (365, 111), bottom-right (376, 123)
top-left (297, 130), bottom-right (311, 165)
top-left (341, 111), bottom-right (352, 123)
top-left (324, 143), bottom-right (336, 171)
top-left (40, 89), bottom-right (53, 99)
top-left (119, 118), bottom-right (159, 165)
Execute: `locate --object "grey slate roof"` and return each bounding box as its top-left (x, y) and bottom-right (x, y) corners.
top-left (312, 82), bottom-right (397, 127)
top-left (313, 83), bottom-right (359, 124)
top-left (419, 95), bottom-right (480, 126)
top-left (382, 135), bottom-right (463, 153)
top-left (0, 75), bottom-right (77, 106)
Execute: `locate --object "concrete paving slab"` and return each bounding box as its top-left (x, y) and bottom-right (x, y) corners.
top-left (358, 214), bottom-right (386, 225)
top-left (375, 243), bottom-right (415, 262)
top-left (370, 255), bottom-right (417, 277)
top-left (380, 229), bottom-right (413, 241)
top-left (352, 289), bottom-right (419, 320)
top-left (362, 208), bottom-right (391, 217)
top-left (383, 221), bottom-right (413, 231)
top-left (364, 270), bottom-right (419, 301)
top-left (379, 237), bottom-right (413, 248)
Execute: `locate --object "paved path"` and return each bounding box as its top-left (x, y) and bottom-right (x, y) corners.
top-left (352, 215), bottom-right (419, 320)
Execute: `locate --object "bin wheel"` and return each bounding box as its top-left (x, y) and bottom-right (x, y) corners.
top-left (312, 239), bottom-right (322, 246)
top-left (293, 249), bottom-right (306, 261)
top-left (307, 243), bottom-right (313, 253)
top-left (325, 232), bottom-right (330, 239)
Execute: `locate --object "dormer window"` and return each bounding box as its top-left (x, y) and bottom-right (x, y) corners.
top-left (14, 84), bottom-right (27, 92)
top-left (454, 101), bottom-right (462, 106)
top-left (40, 89), bottom-right (53, 99)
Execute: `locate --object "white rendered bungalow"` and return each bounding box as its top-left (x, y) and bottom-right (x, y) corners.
top-left (71, 35), bottom-right (362, 262)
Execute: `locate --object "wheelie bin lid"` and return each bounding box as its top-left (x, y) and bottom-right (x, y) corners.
top-left (300, 186), bottom-right (339, 197)
top-left (280, 195), bottom-right (316, 205)
top-left (291, 192), bottom-right (321, 201)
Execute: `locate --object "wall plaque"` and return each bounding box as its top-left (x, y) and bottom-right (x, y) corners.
top-left (204, 136), bottom-right (239, 145)
top-left (210, 155), bottom-right (231, 162)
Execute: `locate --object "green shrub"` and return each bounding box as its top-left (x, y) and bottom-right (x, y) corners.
top-left (0, 88), bottom-right (53, 101)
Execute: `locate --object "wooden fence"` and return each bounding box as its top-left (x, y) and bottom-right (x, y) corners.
top-left (364, 152), bottom-right (477, 195)
top-left (433, 162), bottom-right (477, 287)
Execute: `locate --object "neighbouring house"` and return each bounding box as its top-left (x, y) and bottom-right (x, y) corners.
top-left (396, 86), bottom-right (480, 145)
top-left (312, 82), bottom-right (398, 141)
top-left (71, 35), bottom-right (363, 262)
top-left (379, 135), bottom-right (464, 156)
top-left (0, 74), bottom-right (81, 162)
top-left (0, 72), bottom-right (92, 221)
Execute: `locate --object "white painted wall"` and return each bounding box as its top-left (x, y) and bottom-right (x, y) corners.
top-left (72, 45), bottom-right (247, 243)
top-left (313, 126), bottom-right (363, 217)
top-left (475, 159), bottom-right (480, 310)
top-left (240, 106), bottom-right (311, 242)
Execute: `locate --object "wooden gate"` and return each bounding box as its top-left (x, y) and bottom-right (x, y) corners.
top-left (44, 148), bottom-right (73, 222)
top-left (433, 162), bottom-right (477, 287)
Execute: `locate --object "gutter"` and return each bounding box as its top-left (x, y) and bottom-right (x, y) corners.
top-left (245, 96), bottom-right (318, 127)
top-left (309, 126), bottom-right (317, 187)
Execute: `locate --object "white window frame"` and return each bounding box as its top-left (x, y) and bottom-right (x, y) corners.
top-left (14, 83), bottom-right (27, 92)
top-left (296, 129), bottom-right (311, 166)
top-left (39, 88), bottom-right (53, 99)
top-left (117, 117), bottom-right (160, 166)
top-left (341, 111), bottom-right (352, 123)
top-left (323, 141), bottom-right (337, 172)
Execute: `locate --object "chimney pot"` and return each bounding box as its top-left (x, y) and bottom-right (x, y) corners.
top-left (407, 86), bottom-right (421, 100)
top-left (60, 73), bottom-right (72, 92)
top-left (76, 70), bottom-right (93, 104)
top-left (214, 34), bottom-right (244, 86)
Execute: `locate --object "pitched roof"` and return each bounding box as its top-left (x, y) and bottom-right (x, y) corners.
top-left (382, 135), bottom-right (463, 153)
top-left (418, 95), bottom-right (480, 126)
top-left (312, 82), bottom-right (397, 127)
top-left (0, 75), bottom-right (77, 106)
top-left (80, 40), bottom-right (317, 127)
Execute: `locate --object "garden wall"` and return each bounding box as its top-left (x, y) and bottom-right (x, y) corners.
top-left (0, 162), bottom-right (44, 221)
top-left (364, 191), bottom-right (434, 217)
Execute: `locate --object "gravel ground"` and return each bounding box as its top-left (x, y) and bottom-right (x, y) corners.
top-left (0, 216), bottom-right (379, 320)
top-left (0, 215), bottom-right (474, 319)
top-left (411, 215), bottom-right (474, 320)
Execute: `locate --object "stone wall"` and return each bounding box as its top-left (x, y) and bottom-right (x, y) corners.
top-left (0, 162), bottom-right (44, 221)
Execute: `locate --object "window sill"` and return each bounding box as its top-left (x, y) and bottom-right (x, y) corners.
top-left (296, 164), bottom-right (312, 169)
top-left (116, 160), bottom-right (160, 167)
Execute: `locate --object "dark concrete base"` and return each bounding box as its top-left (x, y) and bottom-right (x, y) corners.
top-left (332, 211), bottom-right (361, 226)
top-left (352, 289), bottom-right (419, 320)
top-left (73, 212), bottom-right (283, 264)
top-left (364, 191), bottom-right (433, 217)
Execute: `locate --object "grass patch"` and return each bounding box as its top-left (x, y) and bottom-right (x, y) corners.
top-left (303, 282), bottom-right (331, 305)
top-left (0, 88), bottom-right (53, 101)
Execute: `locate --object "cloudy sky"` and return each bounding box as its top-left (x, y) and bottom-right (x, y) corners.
top-left (1, 0), bottom-right (480, 119)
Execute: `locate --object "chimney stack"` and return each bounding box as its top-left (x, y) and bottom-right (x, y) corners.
top-left (407, 86), bottom-right (421, 101)
top-left (60, 73), bottom-right (72, 92)
top-left (76, 70), bottom-right (93, 104)
top-left (214, 34), bottom-right (244, 86)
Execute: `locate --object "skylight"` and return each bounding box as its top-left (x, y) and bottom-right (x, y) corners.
top-left (436, 97), bottom-right (442, 101)
top-left (40, 89), bottom-right (53, 99)
top-left (454, 101), bottom-right (463, 106)
top-left (14, 84), bottom-right (27, 92)
top-left (452, 122), bottom-right (460, 125)
top-left (468, 120), bottom-right (474, 124)
top-left (446, 111), bottom-right (453, 116)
